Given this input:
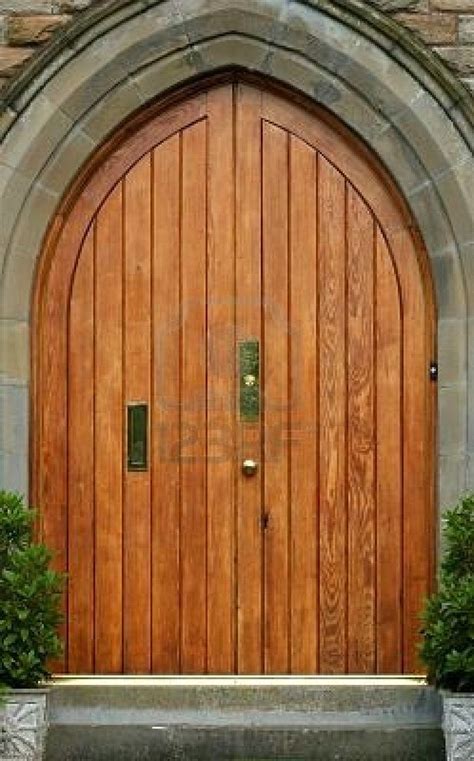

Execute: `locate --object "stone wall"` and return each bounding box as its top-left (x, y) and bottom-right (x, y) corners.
top-left (0, 0), bottom-right (473, 94)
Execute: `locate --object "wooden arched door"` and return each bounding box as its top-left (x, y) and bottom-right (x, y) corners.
top-left (33, 81), bottom-right (435, 675)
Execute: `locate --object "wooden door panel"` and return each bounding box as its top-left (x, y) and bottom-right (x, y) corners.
top-left (288, 135), bottom-right (318, 674)
top-left (94, 184), bottom-right (124, 674)
top-left (68, 227), bottom-right (95, 674)
top-left (346, 187), bottom-right (376, 674)
top-left (262, 121), bottom-right (290, 674)
top-left (35, 81), bottom-right (434, 676)
top-left (123, 154), bottom-right (152, 674)
top-left (376, 229), bottom-right (403, 674)
top-left (151, 133), bottom-right (181, 674)
top-left (317, 155), bottom-right (348, 674)
top-left (180, 120), bottom-right (208, 674)
top-left (206, 86), bottom-right (236, 674)
top-left (235, 85), bottom-right (264, 675)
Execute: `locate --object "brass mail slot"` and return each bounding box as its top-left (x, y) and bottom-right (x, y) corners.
top-left (239, 339), bottom-right (260, 422)
top-left (127, 403), bottom-right (148, 471)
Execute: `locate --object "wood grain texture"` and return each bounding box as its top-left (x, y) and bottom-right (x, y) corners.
top-left (67, 227), bottom-right (95, 674)
top-left (318, 155), bottom-right (347, 674)
top-left (398, 227), bottom-right (431, 674)
top-left (376, 228), bottom-right (403, 674)
top-left (151, 134), bottom-right (181, 673)
top-left (180, 120), bottom-right (208, 673)
top-left (123, 155), bottom-right (152, 673)
top-left (94, 184), bottom-right (124, 673)
top-left (206, 86), bottom-right (236, 673)
top-left (288, 136), bottom-right (318, 674)
top-left (262, 121), bottom-right (290, 674)
top-left (346, 186), bottom-right (376, 674)
top-left (235, 84), bottom-right (264, 674)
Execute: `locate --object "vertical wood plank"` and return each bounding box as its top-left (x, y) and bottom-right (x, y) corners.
top-left (376, 228), bottom-right (403, 674)
top-left (318, 155), bottom-right (347, 674)
top-left (123, 155), bottom-right (152, 673)
top-left (206, 87), bottom-right (236, 673)
top-left (94, 184), bottom-right (124, 673)
top-left (180, 120), bottom-right (208, 673)
top-left (235, 84), bottom-right (263, 674)
top-left (262, 121), bottom-right (290, 674)
top-left (38, 224), bottom-right (81, 673)
top-left (346, 187), bottom-right (376, 673)
top-left (152, 134), bottom-right (181, 673)
top-left (399, 229), bottom-right (431, 673)
top-left (68, 227), bottom-right (95, 673)
top-left (289, 135), bottom-right (318, 674)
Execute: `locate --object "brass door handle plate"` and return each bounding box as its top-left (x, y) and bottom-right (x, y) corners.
top-left (242, 459), bottom-right (258, 476)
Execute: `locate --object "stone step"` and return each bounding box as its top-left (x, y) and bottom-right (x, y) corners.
top-left (46, 725), bottom-right (445, 761)
top-left (46, 677), bottom-right (444, 760)
top-left (48, 676), bottom-right (442, 727)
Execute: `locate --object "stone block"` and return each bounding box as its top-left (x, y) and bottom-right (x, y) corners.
top-left (80, 77), bottom-right (143, 144)
top-left (267, 44), bottom-right (342, 105)
top-left (0, 1), bottom-right (52, 11)
top-left (8, 182), bottom-right (58, 260)
top-left (430, 248), bottom-right (466, 320)
top-left (0, 162), bottom-right (31, 258)
top-left (394, 13), bottom-right (457, 44)
top-left (468, 315), bottom-right (474, 451)
top-left (438, 318), bottom-right (467, 388)
top-left (0, 105), bottom-right (17, 140)
top-left (459, 15), bottom-right (474, 44)
top-left (0, 690), bottom-right (48, 761)
top-left (0, 448), bottom-right (28, 495)
top-left (132, 48), bottom-right (198, 103)
top-left (0, 44), bottom-right (34, 77)
top-left (54, 0), bottom-right (91, 11)
top-left (392, 89), bottom-right (469, 178)
top-left (439, 455), bottom-right (469, 511)
top-left (468, 454), bottom-right (474, 490)
top-left (434, 46), bottom-right (474, 76)
top-left (0, 245), bottom-right (39, 321)
top-left (371, 127), bottom-right (428, 197)
top-left (1, 91), bottom-right (73, 178)
top-left (369, 1), bottom-right (429, 10)
top-left (408, 186), bottom-right (456, 260)
top-left (0, 319), bottom-right (29, 384)
top-left (40, 124), bottom-right (96, 196)
top-left (431, 0), bottom-right (474, 10)
top-left (435, 156), bottom-right (474, 248)
top-left (194, 34), bottom-right (270, 73)
top-left (439, 384), bottom-right (467, 455)
top-left (0, 383), bottom-right (28, 456)
top-left (7, 14), bottom-right (70, 47)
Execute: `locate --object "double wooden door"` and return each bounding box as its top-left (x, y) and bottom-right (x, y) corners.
top-left (34, 82), bottom-right (435, 675)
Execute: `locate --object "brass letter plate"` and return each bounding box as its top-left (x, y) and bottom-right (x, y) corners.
top-left (127, 403), bottom-right (148, 471)
top-left (239, 340), bottom-right (260, 422)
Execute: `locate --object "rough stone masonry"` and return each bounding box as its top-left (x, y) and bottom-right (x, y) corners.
top-left (0, 0), bottom-right (473, 94)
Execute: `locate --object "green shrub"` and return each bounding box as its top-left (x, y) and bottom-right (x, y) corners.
top-left (420, 493), bottom-right (474, 693)
top-left (0, 491), bottom-right (64, 688)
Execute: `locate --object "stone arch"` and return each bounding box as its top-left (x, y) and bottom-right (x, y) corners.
top-left (0, 0), bottom-right (472, 511)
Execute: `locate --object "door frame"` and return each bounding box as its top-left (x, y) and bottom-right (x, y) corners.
top-left (30, 72), bottom-right (437, 675)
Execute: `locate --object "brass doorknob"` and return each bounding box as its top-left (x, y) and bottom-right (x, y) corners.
top-left (242, 459), bottom-right (258, 476)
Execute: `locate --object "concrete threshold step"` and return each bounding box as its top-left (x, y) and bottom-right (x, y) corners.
top-left (46, 677), bottom-right (445, 761)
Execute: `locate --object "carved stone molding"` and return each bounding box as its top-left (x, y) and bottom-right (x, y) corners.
top-left (443, 694), bottom-right (474, 761)
top-left (0, 691), bottom-right (48, 761)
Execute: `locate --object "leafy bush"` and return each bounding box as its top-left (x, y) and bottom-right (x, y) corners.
top-left (420, 493), bottom-right (474, 692)
top-left (0, 491), bottom-right (64, 688)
